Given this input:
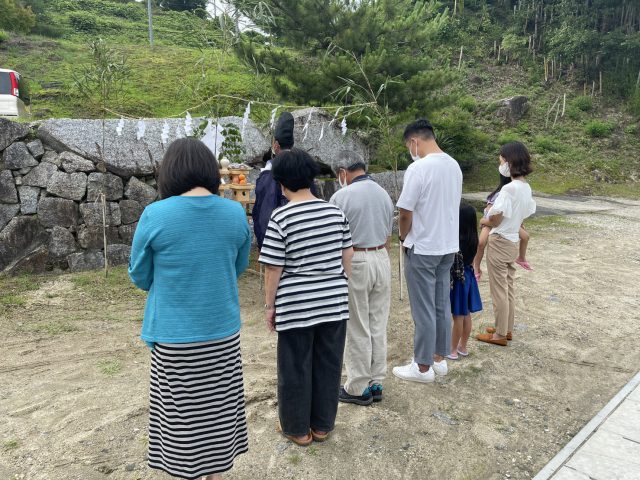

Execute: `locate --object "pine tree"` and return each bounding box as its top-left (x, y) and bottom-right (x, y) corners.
top-left (230, 0), bottom-right (456, 120)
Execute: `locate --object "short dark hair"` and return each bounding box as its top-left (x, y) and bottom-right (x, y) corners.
top-left (271, 148), bottom-right (319, 192)
top-left (500, 141), bottom-right (533, 177)
top-left (157, 137), bottom-right (220, 199)
top-left (403, 118), bottom-right (435, 142)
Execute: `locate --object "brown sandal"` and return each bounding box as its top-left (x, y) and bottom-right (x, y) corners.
top-left (276, 421), bottom-right (313, 447)
top-left (476, 333), bottom-right (508, 346)
top-left (485, 327), bottom-right (512, 341)
top-left (311, 429), bottom-right (330, 442)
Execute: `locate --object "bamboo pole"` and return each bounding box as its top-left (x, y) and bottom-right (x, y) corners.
top-left (399, 242), bottom-right (404, 301)
top-left (561, 93), bottom-right (566, 117)
top-left (458, 46), bottom-right (464, 69)
top-left (591, 80), bottom-right (596, 97)
top-left (599, 71), bottom-right (603, 95)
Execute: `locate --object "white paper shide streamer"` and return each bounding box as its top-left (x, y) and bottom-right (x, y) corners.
top-left (302, 110), bottom-right (312, 142)
top-left (201, 119), bottom-right (225, 158)
top-left (269, 107), bottom-right (278, 130)
top-left (116, 117), bottom-right (125, 136)
top-left (161, 121), bottom-right (170, 145)
top-left (318, 123), bottom-right (324, 142)
top-left (175, 125), bottom-right (184, 139)
top-left (241, 102), bottom-right (251, 137)
top-left (340, 117), bottom-right (347, 136)
top-left (184, 112), bottom-right (194, 137)
top-left (136, 119), bottom-right (146, 141)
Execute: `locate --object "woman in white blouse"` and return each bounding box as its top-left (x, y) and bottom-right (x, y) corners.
top-left (476, 142), bottom-right (536, 346)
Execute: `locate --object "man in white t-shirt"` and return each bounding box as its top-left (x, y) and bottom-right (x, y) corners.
top-left (393, 119), bottom-right (463, 383)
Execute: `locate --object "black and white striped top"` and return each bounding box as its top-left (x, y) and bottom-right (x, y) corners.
top-left (259, 199), bottom-right (353, 331)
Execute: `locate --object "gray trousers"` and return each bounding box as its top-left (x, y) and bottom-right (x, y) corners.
top-left (344, 249), bottom-right (391, 395)
top-left (404, 249), bottom-right (455, 366)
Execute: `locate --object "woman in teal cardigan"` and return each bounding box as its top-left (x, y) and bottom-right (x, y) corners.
top-left (129, 138), bottom-right (251, 480)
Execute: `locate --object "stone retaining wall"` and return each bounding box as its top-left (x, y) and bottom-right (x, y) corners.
top-left (0, 115), bottom-right (380, 274)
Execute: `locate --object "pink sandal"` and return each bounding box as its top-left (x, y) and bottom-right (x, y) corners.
top-left (515, 259), bottom-right (533, 271)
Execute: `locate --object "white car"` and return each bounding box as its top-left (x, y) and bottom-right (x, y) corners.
top-left (0, 69), bottom-right (30, 117)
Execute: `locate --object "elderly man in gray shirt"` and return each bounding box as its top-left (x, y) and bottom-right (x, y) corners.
top-left (330, 151), bottom-right (394, 406)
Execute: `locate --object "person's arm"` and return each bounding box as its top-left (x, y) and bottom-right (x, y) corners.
top-left (128, 209), bottom-right (154, 291)
top-left (342, 247), bottom-right (354, 278)
top-left (264, 265), bottom-right (283, 332)
top-left (258, 215), bottom-right (287, 332)
top-left (396, 168), bottom-right (420, 243)
top-left (480, 212), bottom-right (504, 228)
top-left (398, 208), bottom-right (413, 242)
top-left (235, 219), bottom-right (251, 278)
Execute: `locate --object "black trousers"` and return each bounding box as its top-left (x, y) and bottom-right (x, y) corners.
top-left (277, 320), bottom-right (347, 436)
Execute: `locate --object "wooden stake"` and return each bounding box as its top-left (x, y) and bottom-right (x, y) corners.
top-left (562, 93), bottom-right (566, 117)
top-left (458, 46), bottom-right (463, 69)
top-left (545, 96), bottom-right (560, 129)
top-left (553, 100), bottom-right (561, 127)
top-left (599, 70), bottom-right (603, 95)
top-left (497, 45), bottom-right (501, 62)
top-left (591, 81), bottom-right (596, 97)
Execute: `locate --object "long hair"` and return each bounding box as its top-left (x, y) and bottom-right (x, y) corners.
top-left (459, 203), bottom-right (479, 264)
top-left (487, 173), bottom-right (512, 202)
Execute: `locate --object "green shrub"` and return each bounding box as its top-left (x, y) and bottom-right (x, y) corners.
top-left (497, 131), bottom-right (520, 145)
top-left (68, 11), bottom-right (99, 32)
top-left (433, 107), bottom-right (491, 172)
top-left (533, 135), bottom-right (564, 153)
top-left (585, 120), bottom-right (615, 138)
top-left (565, 106), bottom-right (581, 120)
top-left (572, 95), bottom-right (593, 112)
top-left (0, 29), bottom-right (8, 44)
top-left (624, 124), bottom-right (638, 135)
top-left (458, 96), bottom-right (477, 113)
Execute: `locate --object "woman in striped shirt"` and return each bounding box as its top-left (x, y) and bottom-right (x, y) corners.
top-left (259, 148), bottom-right (354, 446)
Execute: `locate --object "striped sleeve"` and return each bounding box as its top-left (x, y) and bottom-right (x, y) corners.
top-left (342, 214), bottom-right (353, 249)
top-left (259, 217), bottom-right (286, 266)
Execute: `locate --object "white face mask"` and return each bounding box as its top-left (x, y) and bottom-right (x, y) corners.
top-left (337, 170), bottom-right (347, 188)
top-left (409, 140), bottom-right (420, 162)
top-left (499, 162), bottom-right (511, 177)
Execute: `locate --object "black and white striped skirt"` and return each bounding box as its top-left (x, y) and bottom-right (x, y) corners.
top-left (148, 332), bottom-right (249, 479)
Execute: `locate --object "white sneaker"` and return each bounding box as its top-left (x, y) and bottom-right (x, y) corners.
top-left (392, 361), bottom-right (435, 383)
top-left (432, 359), bottom-right (448, 376)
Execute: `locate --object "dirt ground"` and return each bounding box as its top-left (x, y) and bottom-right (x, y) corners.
top-left (1, 194), bottom-right (640, 480)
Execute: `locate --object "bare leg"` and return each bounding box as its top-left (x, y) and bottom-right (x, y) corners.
top-left (517, 227), bottom-right (529, 263)
top-left (473, 226), bottom-right (490, 279)
top-left (450, 315), bottom-right (463, 356)
top-left (458, 314), bottom-right (472, 353)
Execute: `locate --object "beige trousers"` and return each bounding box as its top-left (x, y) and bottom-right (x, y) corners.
top-left (486, 234), bottom-right (519, 337)
top-left (344, 249), bottom-right (391, 396)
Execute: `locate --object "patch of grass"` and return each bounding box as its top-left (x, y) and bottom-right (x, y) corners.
top-left (30, 321), bottom-right (79, 335)
top-left (3, 439), bottom-right (19, 450)
top-left (585, 120), bottom-right (615, 138)
top-left (532, 135), bottom-right (564, 153)
top-left (97, 359), bottom-right (122, 376)
top-left (497, 131), bottom-right (521, 145)
top-left (572, 95), bottom-right (593, 112)
top-left (287, 453), bottom-right (302, 465)
top-left (307, 445), bottom-right (318, 456)
top-left (524, 215), bottom-right (576, 231)
top-left (0, 274), bottom-right (45, 315)
top-left (0, 295), bottom-right (27, 307)
top-left (70, 266), bottom-right (145, 302)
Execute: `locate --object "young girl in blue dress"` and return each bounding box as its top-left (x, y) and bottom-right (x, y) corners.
top-left (447, 203), bottom-right (483, 359)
